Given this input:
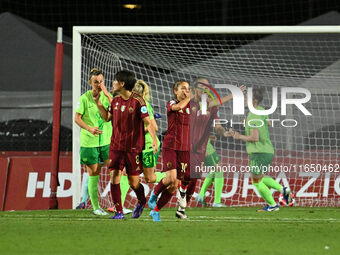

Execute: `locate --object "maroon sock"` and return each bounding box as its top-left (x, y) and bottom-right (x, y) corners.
top-left (154, 179), bottom-right (167, 196)
top-left (111, 183), bottom-right (122, 212)
top-left (132, 184), bottom-right (146, 205)
top-left (156, 189), bottom-right (174, 210)
top-left (186, 179), bottom-right (197, 203)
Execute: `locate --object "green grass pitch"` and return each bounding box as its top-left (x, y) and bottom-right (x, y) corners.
top-left (0, 207), bottom-right (339, 255)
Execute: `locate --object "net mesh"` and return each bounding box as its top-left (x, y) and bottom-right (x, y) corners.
top-left (78, 31), bottom-right (340, 208)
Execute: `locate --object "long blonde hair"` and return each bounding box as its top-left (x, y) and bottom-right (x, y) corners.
top-left (133, 80), bottom-right (151, 102)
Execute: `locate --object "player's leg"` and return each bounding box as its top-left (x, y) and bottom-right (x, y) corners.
top-left (252, 177), bottom-right (279, 211)
top-left (197, 172), bottom-right (214, 206)
top-left (142, 140), bottom-right (162, 183)
top-left (176, 150), bottom-right (192, 210)
top-left (76, 174), bottom-right (89, 209)
top-left (92, 162), bottom-right (110, 215)
top-left (80, 146), bottom-right (103, 215)
top-left (87, 163), bottom-right (101, 214)
top-left (142, 147), bottom-right (157, 183)
top-left (108, 150), bottom-right (125, 219)
top-left (250, 153), bottom-right (279, 212)
top-left (202, 143), bottom-right (225, 207)
top-left (126, 152), bottom-right (146, 219)
top-left (196, 147), bottom-right (219, 206)
top-left (91, 149), bottom-right (112, 215)
top-left (174, 151), bottom-right (191, 219)
top-left (148, 148), bottom-right (176, 209)
top-left (120, 170), bottom-right (132, 214)
top-left (110, 169), bottom-right (125, 219)
top-left (150, 169), bottom-right (177, 222)
top-left (176, 177), bottom-right (196, 219)
top-left (262, 175), bottom-right (294, 206)
top-left (213, 170), bottom-right (225, 207)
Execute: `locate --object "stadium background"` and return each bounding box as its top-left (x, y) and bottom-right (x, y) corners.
top-left (0, 0), bottom-right (340, 210)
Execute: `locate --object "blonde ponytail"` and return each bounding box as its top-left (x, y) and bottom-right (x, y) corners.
top-left (133, 80), bottom-right (151, 102)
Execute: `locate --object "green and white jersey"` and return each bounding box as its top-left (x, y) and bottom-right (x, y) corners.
top-left (245, 106), bottom-right (274, 155)
top-left (76, 90), bottom-right (112, 148)
top-left (144, 100), bottom-right (160, 149)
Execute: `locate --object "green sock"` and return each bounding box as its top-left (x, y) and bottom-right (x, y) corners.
top-left (253, 181), bottom-right (276, 206)
top-left (199, 175), bottom-right (214, 198)
top-left (213, 175), bottom-right (224, 204)
top-left (262, 177), bottom-right (282, 192)
top-left (80, 176), bottom-right (89, 204)
top-left (120, 175), bottom-right (130, 207)
top-left (155, 172), bottom-right (166, 183)
top-left (88, 175), bottom-right (100, 211)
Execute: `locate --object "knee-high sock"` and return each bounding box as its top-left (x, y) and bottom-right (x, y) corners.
top-left (186, 179), bottom-right (197, 203)
top-left (199, 176), bottom-right (214, 198)
top-left (120, 175), bottom-right (130, 207)
top-left (111, 183), bottom-right (122, 212)
top-left (214, 176), bottom-right (224, 204)
top-left (155, 172), bottom-right (166, 183)
top-left (253, 181), bottom-right (276, 206)
top-left (153, 179), bottom-right (167, 196)
top-left (154, 190), bottom-right (174, 211)
top-left (131, 184), bottom-right (146, 205)
top-left (81, 175), bottom-right (89, 204)
top-left (88, 175), bottom-right (100, 210)
top-left (262, 176), bottom-right (282, 192)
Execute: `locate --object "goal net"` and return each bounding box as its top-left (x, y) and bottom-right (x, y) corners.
top-left (73, 26), bottom-right (340, 209)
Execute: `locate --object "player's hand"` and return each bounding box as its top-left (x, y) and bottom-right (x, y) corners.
top-left (87, 126), bottom-right (103, 136)
top-left (122, 168), bottom-right (127, 176)
top-left (99, 83), bottom-right (110, 97)
top-left (233, 131), bottom-right (241, 140)
top-left (224, 128), bottom-right (234, 137)
top-left (152, 139), bottom-right (159, 154)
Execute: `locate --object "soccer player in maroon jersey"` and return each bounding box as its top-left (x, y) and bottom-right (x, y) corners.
top-left (148, 79), bottom-right (191, 222)
top-left (95, 70), bottom-right (159, 220)
top-left (175, 77), bottom-right (234, 219)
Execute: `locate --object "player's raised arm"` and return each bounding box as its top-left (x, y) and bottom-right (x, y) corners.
top-left (208, 84), bottom-right (246, 108)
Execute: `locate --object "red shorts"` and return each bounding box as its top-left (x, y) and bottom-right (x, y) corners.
top-left (162, 148), bottom-right (190, 180)
top-left (109, 150), bottom-right (142, 176)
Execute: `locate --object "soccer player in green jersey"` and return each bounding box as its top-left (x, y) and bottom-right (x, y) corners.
top-left (133, 80), bottom-right (166, 183)
top-left (75, 68), bottom-right (110, 215)
top-left (229, 88), bottom-right (294, 211)
top-left (196, 138), bottom-right (226, 207)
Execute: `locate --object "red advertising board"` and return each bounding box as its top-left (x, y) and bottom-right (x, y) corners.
top-left (0, 153), bottom-right (339, 211)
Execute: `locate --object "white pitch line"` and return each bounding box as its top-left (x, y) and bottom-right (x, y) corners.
top-left (0, 214), bottom-right (339, 223)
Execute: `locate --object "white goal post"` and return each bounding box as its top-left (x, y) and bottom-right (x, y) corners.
top-left (73, 26), bottom-right (340, 209)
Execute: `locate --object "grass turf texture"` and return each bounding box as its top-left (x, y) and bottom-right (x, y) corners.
top-left (0, 207), bottom-right (339, 255)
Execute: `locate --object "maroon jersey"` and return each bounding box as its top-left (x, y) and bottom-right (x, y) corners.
top-left (109, 92), bottom-right (149, 152)
top-left (162, 99), bottom-right (190, 151)
top-left (190, 100), bottom-right (219, 154)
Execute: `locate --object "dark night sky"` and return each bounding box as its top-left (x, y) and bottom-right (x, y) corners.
top-left (1, 0), bottom-right (340, 36)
